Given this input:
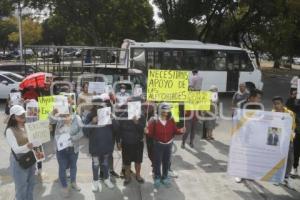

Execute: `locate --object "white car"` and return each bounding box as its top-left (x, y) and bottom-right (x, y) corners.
top-left (0, 71), bottom-right (23, 99)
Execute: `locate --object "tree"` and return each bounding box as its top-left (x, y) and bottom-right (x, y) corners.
top-left (0, 18), bottom-right (17, 52)
top-left (8, 17), bottom-right (43, 45)
top-left (27, 0), bottom-right (155, 46)
top-left (0, 0), bottom-right (14, 17)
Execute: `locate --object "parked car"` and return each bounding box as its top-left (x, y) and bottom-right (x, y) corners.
top-left (0, 71), bottom-right (23, 99)
top-left (0, 64), bottom-right (42, 76)
top-left (293, 57), bottom-right (300, 65)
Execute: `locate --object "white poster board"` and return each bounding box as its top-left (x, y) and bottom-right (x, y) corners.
top-left (88, 82), bottom-right (106, 94)
top-left (10, 92), bottom-right (21, 105)
top-left (25, 120), bottom-right (51, 144)
top-left (55, 133), bottom-right (72, 151)
top-left (26, 100), bottom-right (39, 118)
top-left (54, 96), bottom-right (69, 114)
top-left (128, 101), bottom-right (141, 119)
top-left (228, 109), bottom-right (293, 183)
top-left (97, 107), bottom-right (112, 126)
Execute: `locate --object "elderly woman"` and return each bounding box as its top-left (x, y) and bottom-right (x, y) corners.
top-left (203, 85), bottom-right (219, 140)
top-left (145, 103), bottom-right (185, 188)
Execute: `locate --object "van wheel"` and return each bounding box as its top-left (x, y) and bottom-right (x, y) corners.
top-left (245, 82), bottom-right (256, 92)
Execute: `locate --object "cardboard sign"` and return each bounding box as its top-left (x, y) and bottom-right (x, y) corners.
top-left (97, 107), bottom-right (112, 126)
top-left (128, 101), bottom-right (141, 119)
top-left (25, 120), bottom-right (51, 144)
top-left (88, 82), bottom-right (106, 94)
top-left (185, 91), bottom-right (212, 111)
top-left (147, 69), bottom-right (189, 102)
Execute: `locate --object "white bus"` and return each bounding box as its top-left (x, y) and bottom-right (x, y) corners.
top-left (121, 39), bottom-right (263, 92)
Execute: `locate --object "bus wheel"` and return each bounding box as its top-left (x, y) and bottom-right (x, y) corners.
top-left (245, 82), bottom-right (256, 92)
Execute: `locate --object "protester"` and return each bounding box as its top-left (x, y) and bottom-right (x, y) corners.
top-left (189, 70), bottom-right (203, 90)
top-left (290, 75), bottom-right (300, 92)
top-left (235, 89), bottom-right (263, 183)
top-left (49, 108), bottom-right (83, 197)
top-left (5, 105), bottom-right (36, 200)
top-left (78, 82), bottom-right (93, 121)
top-left (286, 90), bottom-right (300, 176)
top-left (232, 82), bottom-right (249, 109)
top-left (272, 96), bottom-right (296, 187)
top-left (83, 97), bottom-right (115, 192)
top-left (115, 105), bottom-right (146, 185)
top-left (203, 85), bottom-right (219, 140)
top-left (145, 103), bottom-right (185, 188)
top-left (116, 84), bottom-right (130, 107)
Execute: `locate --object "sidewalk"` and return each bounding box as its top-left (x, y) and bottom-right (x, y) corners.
top-left (0, 115), bottom-right (299, 200)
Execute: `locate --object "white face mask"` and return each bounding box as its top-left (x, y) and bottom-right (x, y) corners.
top-left (120, 89), bottom-right (126, 93)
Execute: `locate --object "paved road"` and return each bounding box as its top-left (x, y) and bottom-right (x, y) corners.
top-left (0, 73), bottom-right (299, 200)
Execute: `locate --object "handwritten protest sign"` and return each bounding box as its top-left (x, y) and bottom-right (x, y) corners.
top-left (128, 101), bottom-right (141, 119)
top-left (97, 107), bottom-right (112, 126)
top-left (170, 103), bottom-right (180, 122)
top-left (185, 91), bottom-right (211, 111)
top-left (10, 92), bottom-right (21, 105)
top-left (25, 120), bottom-right (51, 144)
top-left (38, 96), bottom-right (55, 120)
top-left (54, 96), bottom-right (69, 115)
top-left (228, 109), bottom-right (293, 183)
top-left (147, 70), bottom-right (189, 102)
top-left (88, 82), bottom-right (106, 94)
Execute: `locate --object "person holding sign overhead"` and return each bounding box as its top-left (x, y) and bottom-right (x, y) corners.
top-left (116, 84), bottom-right (130, 107)
top-left (5, 105), bottom-right (36, 200)
top-left (145, 103), bottom-right (186, 188)
top-left (49, 108), bottom-right (83, 198)
top-left (83, 96), bottom-right (115, 192)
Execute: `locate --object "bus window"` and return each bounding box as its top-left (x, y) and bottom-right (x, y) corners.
top-left (214, 51), bottom-right (227, 71)
top-left (227, 52), bottom-right (240, 71)
top-left (240, 52), bottom-right (254, 71)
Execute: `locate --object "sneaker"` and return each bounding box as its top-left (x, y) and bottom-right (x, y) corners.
top-left (168, 170), bottom-right (178, 178)
top-left (189, 142), bottom-right (194, 148)
top-left (110, 171), bottom-right (120, 178)
top-left (104, 179), bottom-right (114, 189)
top-left (283, 178), bottom-right (291, 188)
top-left (61, 187), bottom-right (70, 198)
top-left (92, 181), bottom-right (99, 192)
top-left (161, 178), bottom-right (171, 187)
top-left (71, 182), bottom-right (81, 191)
top-left (291, 168), bottom-right (298, 176)
top-left (181, 143), bottom-right (185, 149)
top-left (124, 177), bottom-right (131, 186)
top-left (154, 178), bottom-right (161, 188)
top-left (235, 177), bottom-right (243, 183)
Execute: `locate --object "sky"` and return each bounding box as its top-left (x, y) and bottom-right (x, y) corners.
top-left (149, 0), bottom-right (163, 25)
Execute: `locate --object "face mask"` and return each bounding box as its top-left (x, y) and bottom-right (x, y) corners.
top-left (120, 89), bottom-right (126, 93)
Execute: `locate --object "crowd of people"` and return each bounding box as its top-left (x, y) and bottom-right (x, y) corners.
top-left (3, 73), bottom-right (300, 199)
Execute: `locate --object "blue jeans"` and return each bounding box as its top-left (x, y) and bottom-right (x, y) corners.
top-left (153, 141), bottom-right (172, 179)
top-left (92, 154), bottom-right (110, 181)
top-left (10, 153), bottom-right (35, 200)
top-left (56, 147), bottom-right (79, 188)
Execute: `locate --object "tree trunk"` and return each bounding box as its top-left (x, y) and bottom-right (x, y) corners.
top-left (273, 59), bottom-right (280, 68)
top-left (254, 51), bottom-right (260, 68)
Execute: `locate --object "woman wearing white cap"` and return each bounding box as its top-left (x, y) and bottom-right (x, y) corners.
top-left (145, 103), bottom-right (185, 188)
top-left (4, 105), bottom-right (36, 200)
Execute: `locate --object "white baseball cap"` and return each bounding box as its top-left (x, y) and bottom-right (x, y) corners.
top-left (10, 105), bottom-right (26, 116)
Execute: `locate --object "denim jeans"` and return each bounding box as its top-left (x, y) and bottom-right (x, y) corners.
top-left (56, 147), bottom-right (79, 188)
top-left (92, 154), bottom-right (110, 181)
top-left (153, 141), bottom-right (172, 179)
top-left (10, 153), bottom-right (35, 200)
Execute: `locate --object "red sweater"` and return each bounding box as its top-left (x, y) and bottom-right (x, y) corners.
top-left (147, 118), bottom-right (182, 143)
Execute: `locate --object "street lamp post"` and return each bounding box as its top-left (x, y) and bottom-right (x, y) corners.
top-left (17, 1), bottom-right (23, 63)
